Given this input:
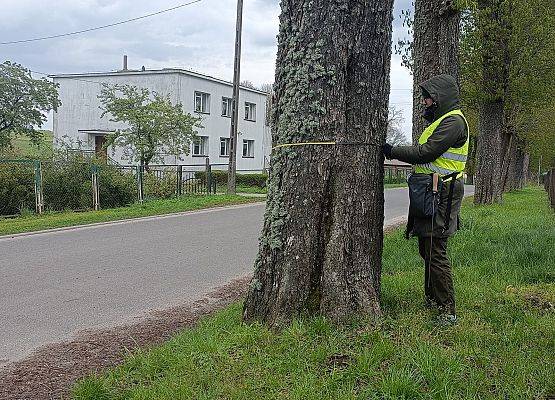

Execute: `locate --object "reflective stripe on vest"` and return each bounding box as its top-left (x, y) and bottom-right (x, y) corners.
top-left (414, 109), bottom-right (469, 177)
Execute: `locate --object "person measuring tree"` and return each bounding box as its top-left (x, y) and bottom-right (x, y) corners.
top-left (383, 74), bottom-right (469, 326)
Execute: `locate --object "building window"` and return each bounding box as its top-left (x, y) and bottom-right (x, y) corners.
top-left (222, 97), bottom-right (233, 117)
top-left (245, 102), bottom-right (256, 121)
top-left (242, 139), bottom-right (254, 158)
top-left (220, 137), bottom-right (230, 157)
top-left (194, 91), bottom-right (210, 114)
top-left (192, 136), bottom-right (208, 156)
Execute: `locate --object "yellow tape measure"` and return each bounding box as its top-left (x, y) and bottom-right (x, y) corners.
top-left (272, 141), bottom-right (379, 151)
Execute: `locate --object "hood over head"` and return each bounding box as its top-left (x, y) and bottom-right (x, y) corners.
top-left (419, 74), bottom-right (460, 120)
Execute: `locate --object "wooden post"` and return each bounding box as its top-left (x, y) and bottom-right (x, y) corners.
top-left (92, 165), bottom-right (100, 211)
top-left (33, 160), bottom-right (44, 214)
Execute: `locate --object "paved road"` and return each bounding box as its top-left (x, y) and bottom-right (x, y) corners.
top-left (0, 186), bottom-right (474, 366)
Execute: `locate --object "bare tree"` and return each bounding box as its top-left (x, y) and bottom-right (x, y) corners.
top-left (240, 80), bottom-right (256, 89)
top-left (387, 106), bottom-right (410, 146)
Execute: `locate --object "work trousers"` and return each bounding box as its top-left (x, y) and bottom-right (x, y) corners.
top-left (418, 236), bottom-right (456, 315)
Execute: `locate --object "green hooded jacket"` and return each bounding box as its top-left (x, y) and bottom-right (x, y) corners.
top-left (391, 74), bottom-right (467, 238)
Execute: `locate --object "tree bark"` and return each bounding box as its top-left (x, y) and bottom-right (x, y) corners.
top-left (474, 0), bottom-right (511, 204)
top-left (243, 0), bottom-right (394, 327)
top-left (506, 145), bottom-right (528, 190)
top-left (521, 152), bottom-right (530, 188)
top-left (474, 101), bottom-right (505, 204)
top-left (412, 0), bottom-right (461, 143)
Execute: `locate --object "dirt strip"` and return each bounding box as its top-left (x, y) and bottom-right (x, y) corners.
top-left (0, 276), bottom-right (251, 400)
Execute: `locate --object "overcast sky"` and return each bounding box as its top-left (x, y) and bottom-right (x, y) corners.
top-left (1, 0), bottom-right (414, 138)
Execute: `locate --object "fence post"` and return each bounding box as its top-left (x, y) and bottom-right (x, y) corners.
top-left (91, 164), bottom-right (100, 211)
top-left (33, 160), bottom-right (44, 215)
top-left (205, 158), bottom-right (213, 195)
top-left (137, 165), bottom-right (144, 203)
top-left (177, 165), bottom-right (183, 197)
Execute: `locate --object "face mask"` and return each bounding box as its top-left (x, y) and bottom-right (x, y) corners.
top-left (422, 102), bottom-right (438, 122)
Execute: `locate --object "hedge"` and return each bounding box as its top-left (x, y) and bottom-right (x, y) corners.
top-left (0, 159), bottom-right (137, 215)
top-left (195, 171), bottom-right (268, 188)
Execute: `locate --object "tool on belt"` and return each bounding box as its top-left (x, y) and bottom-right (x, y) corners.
top-left (405, 171), bottom-right (459, 239)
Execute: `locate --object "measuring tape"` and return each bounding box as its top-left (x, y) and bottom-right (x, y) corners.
top-left (272, 141), bottom-right (380, 151)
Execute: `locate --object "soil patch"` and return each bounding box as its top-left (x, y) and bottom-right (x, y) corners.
top-left (0, 276), bottom-right (251, 400)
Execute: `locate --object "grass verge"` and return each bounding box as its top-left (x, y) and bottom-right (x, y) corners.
top-left (384, 182), bottom-right (408, 189)
top-left (0, 195), bottom-right (262, 236)
top-left (217, 184), bottom-right (268, 195)
top-left (73, 187), bottom-right (555, 399)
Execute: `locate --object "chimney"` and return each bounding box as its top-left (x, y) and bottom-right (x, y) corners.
top-left (123, 55), bottom-right (128, 71)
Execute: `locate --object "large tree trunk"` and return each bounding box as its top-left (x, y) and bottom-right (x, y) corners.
top-left (412, 0), bottom-right (461, 142)
top-left (500, 131), bottom-right (515, 192)
top-left (521, 152), bottom-right (530, 188)
top-left (474, 101), bottom-right (505, 204)
top-left (243, 0), bottom-right (394, 327)
top-left (474, 0), bottom-right (511, 204)
top-left (506, 145), bottom-right (529, 190)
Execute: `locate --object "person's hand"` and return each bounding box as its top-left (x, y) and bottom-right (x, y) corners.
top-left (382, 143), bottom-right (393, 160)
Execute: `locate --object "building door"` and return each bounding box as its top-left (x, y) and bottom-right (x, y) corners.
top-left (95, 135), bottom-right (107, 159)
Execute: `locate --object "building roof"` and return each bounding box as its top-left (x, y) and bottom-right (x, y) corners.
top-left (49, 68), bottom-right (271, 96)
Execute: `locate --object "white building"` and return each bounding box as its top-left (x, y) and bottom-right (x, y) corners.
top-left (51, 64), bottom-right (271, 172)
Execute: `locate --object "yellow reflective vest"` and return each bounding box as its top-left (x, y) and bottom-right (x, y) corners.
top-left (414, 109), bottom-right (469, 178)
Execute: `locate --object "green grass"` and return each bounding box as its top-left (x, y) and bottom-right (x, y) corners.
top-left (217, 184), bottom-right (268, 195)
top-left (10, 130), bottom-right (53, 157)
top-left (384, 182), bottom-right (408, 188)
top-left (0, 195), bottom-right (262, 236)
top-left (72, 187), bottom-right (555, 400)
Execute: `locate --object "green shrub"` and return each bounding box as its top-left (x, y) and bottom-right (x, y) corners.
top-left (42, 161), bottom-right (92, 211)
top-left (0, 158), bottom-right (137, 215)
top-left (195, 170), bottom-right (268, 188)
top-left (42, 162), bottom-right (137, 211)
top-left (98, 166), bottom-right (137, 208)
top-left (143, 170), bottom-right (177, 199)
top-left (0, 163), bottom-right (36, 216)
top-left (237, 172), bottom-right (268, 188)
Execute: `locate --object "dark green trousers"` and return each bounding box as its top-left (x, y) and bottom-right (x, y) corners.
top-left (418, 236), bottom-right (456, 315)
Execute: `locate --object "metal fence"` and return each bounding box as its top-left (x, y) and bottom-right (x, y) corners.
top-left (384, 163), bottom-right (412, 184)
top-left (0, 159), bottom-right (44, 216)
top-left (1, 158), bottom-right (414, 217)
top-left (0, 158), bottom-right (218, 217)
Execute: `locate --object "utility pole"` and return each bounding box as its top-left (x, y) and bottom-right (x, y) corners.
top-left (227, 0), bottom-right (244, 194)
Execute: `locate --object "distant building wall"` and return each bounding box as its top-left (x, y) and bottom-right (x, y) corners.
top-left (52, 69), bottom-right (271, 172)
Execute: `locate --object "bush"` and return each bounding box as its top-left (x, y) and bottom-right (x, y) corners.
top-left (98, 166), bottom-right (137, 208)
top-left (42, 161), bottom-right (92, 211)
top-left (0, 163), bottom-right (36, 216)
top-left (195, 171), bottom-right (268, 188)
top-left (0, 158), bottom-right (137, 215)
top-left (143, 170), bottom-right (177, 199)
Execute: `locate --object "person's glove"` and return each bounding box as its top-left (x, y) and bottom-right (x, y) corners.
top-left (382, 143), bottom-right (393, 160)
